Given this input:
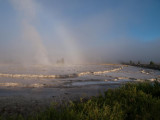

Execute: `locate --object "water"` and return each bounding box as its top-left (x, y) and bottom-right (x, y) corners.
top-left (0, 64), bottom-right (159, 88)
top-left (0, 64), bottom-right (160, 115)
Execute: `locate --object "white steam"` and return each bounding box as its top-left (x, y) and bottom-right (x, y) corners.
top-left (11, 0), bottom-right (50, 65)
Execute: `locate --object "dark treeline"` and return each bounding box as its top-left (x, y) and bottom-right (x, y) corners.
top-left (121, 60), bottom-right (160, 70)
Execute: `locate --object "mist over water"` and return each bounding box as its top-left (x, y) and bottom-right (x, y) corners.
top-left (1, 2), bottom-right (160, 117)
top-left (10, 0), bottom-right (50, 65)
top-left (0, 0), bottom-right (160, 66)
top-left (0, 0), bottom-right (84, 66)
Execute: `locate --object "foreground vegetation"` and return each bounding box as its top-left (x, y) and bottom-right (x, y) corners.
top-left (1, 81), bottom-right (160, 120)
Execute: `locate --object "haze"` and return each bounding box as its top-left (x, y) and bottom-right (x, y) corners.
top-left (0, 0), bottom-right (160, 65)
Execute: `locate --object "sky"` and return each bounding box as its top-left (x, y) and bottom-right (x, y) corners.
top-left (0, 0), bottom-right (160, 65)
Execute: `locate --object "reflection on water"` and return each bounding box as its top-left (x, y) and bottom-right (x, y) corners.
top-left (66, 79), bottom-right (131, 86)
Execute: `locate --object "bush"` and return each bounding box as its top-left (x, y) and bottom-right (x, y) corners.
top-left (150, 61), bottom-right (155, 66)
top-left (1, 81), bottom-right (160, 120)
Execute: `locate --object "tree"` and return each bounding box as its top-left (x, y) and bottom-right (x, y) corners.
top-left (130, 60), bottom-right (133, 65)
top-left (150, 61), bottom-right (154, 66)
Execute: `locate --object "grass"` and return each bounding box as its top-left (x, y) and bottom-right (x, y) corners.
top-left (1, 81), bottom-right (160, 120)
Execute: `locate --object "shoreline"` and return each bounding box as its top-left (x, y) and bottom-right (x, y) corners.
top-left (0, 64), bottom-right (159, 117)
top-left (0, 83), bottom-right (121, 117)
top-left (122, 63), bottom-right (160, 71)
top-left (0, 81), bottom-right (160, 119)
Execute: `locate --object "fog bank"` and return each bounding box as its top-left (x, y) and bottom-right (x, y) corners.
top-left (0, 0), bottom-right (160, 65)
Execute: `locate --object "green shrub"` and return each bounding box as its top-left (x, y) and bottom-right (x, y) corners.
top-left (1, 81), bottom-right (160, 120)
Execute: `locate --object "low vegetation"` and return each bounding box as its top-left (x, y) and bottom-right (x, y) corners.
top-left (1, 81), bottom-right (160, 120)
top-left (150, 61), bottom-right (155, 66)
top-left (123, 60), bottom-right (160, 70)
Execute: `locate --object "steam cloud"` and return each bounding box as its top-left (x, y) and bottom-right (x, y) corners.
top-left (10, 0), bottom-right (50, 65)
top-left (0, 0), bottom-right (160, 65)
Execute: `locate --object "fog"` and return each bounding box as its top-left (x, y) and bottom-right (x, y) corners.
top-left (0, 0), bottom-right (160, 65)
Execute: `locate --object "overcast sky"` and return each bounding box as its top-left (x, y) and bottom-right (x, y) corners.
top-left (0, 0), bottom-right (160, 65)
